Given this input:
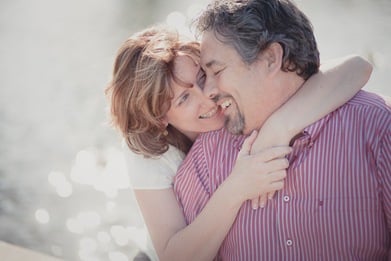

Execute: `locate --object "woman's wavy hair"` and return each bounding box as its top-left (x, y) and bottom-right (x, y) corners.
top-left (105, 26), bottom-right (200, 157)
top-left (195, 0), bottom-right (320, 80)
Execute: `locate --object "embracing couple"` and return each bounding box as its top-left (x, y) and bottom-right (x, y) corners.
top-left (106, 0), bottom-right (390, 260)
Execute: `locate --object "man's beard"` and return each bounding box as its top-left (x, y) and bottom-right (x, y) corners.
top-left (213, 94), bottom-right (246, 135)
top-left (225, 109), bottom-right (245, 135)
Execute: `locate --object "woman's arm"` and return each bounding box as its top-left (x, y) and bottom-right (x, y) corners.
top-left (253, 55), bottom-right (372, 151)
top-left (135, 134), bottom-right (290, 261)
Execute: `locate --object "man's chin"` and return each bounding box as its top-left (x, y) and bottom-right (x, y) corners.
top-left (225, 118), bottom-right (244, 135)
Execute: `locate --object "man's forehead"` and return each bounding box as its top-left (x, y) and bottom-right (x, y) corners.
top-left (200, 32), bottom-right (222, 67)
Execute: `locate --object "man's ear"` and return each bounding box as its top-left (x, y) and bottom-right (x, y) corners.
top-left (262, 42), bottom-right (283, 75)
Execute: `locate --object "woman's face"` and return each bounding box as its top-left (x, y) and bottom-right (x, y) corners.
top-left (164, 55), bottom-right (225, 141)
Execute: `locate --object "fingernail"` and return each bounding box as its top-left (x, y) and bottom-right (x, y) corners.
top-left (252, 204), bottom-right (258, 210)
top-left (260, 203), bottom-right (265, 208)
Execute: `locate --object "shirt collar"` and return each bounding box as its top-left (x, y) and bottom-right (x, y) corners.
top-left (303, 113), bottom-right (332, 142)
top-left (287, 114), bottom-right (332, 166)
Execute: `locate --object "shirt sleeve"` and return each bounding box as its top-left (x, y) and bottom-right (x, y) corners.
top-left (124, 145), bottom-right (185, 190)
top-left (378, 108), bottom-right (391, 236)
top-left (174, 129), bottom-right (229, 224)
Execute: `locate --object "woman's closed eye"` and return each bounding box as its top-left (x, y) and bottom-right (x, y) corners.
top-left (178, 93), bottom-right (189, 106)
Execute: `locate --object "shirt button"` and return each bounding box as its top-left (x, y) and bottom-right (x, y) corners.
top-left (286, 239), bottom-right (293, 246)
top-left (283, 195), bottom-right (290, 202)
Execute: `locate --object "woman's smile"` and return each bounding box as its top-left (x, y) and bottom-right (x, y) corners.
top-left (199, 106), bottom-right (221, 119)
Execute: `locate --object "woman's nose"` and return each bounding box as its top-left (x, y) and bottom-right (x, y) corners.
top-left (195, 84), bottom-right (217, 107)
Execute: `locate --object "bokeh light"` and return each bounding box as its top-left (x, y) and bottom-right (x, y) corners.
top-left (97, 231), bottom-right (111, 245)
top-left (79, 237), bottom-right (98, 254)
top-left (108, 251), bottom-right (129, 261)
top-left (35, 208), bottom-right (50, 224)
top-left (48, 171), bottom-right (73, 197)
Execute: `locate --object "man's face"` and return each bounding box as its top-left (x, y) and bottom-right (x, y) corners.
top-left (200, 31), bottom-right (274, 135)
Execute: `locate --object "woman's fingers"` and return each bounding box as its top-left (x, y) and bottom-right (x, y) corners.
top-left (259, 194), bottom-right (268, 208)
top-left (250, 169), bottom-right (287, 209)
top-left (238, 130), bottom-right (258, 157)
top-left (268, 191), bottom-right (276, 200)
top-left (250, 191), bottom-right (278, 210)
top-left (233, 143), bottom-right (291, 204)
top-left (261, 158), bottom-right (289, 174)
top-left (251, 197), bottom-right (259, 210)
top-left (268, 170), bottom-right (287, 185)
top-left (257, 146), bottom-right (292, 162)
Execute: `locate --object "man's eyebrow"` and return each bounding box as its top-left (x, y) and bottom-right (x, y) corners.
top-left (205, 60), bottom-right (223, 68)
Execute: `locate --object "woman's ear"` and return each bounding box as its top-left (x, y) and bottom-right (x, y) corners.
top-left (263, 42), bottom-right (283, 75)
top-left (160, 116), bottom-right (169, 127)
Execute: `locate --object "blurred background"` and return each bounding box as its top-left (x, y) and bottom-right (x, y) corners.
top-left (0, 0), bottom-right (390, 260)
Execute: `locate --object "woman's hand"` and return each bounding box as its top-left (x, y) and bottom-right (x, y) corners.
top-left (227, 131), bottom-right (291, 209)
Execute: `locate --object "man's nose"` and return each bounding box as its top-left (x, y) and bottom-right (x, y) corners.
top-left (203, 78), bottom-right (218, 100)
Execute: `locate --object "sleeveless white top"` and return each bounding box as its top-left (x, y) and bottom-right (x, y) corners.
top-left (124, 145), bottom-right (185, 189)
top-left (123, 145), bottom-right (185, 260)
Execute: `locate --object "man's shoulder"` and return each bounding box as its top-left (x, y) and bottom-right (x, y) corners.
top-left (319, 90), bottom-right (390, 137)
top-left (346, 90), bottom-right (390, 112)
top-left (191, 128), bottom-right (244, 157)
top-left (175, 128), bottom-right (241, 178)
top-left (342, 90), bottom-right (390, 127)
top-left (199, 127), bottom-right (237, 141)
top-left (305, 90), bottom-right (389, 141)
top-left (320, 90), bottom-right (390, 126)
top-left (194, 128), bottom-right (225, 147)
top-left (175, 129), bottom-right (221, 177)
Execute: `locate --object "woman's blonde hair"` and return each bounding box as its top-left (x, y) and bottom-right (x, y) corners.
top-left (106, 26), bottom-right (200, 157)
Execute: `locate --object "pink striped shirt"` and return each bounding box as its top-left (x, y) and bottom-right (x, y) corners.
top-left (174, 91), bottom-right (391, 260)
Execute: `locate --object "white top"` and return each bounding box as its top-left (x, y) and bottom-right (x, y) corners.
top-left (124, 145), bottom-right (185, 189)
top-left (123, 144), bottom-right (185, 261)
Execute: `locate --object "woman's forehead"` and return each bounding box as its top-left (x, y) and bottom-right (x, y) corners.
top-left (173, 55), bottom-right (199, 81)
top-left (175, 53), bottom-right (199, 66)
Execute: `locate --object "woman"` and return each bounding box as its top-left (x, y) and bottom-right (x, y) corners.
top-left (105, 26), bottom-right (372, 260)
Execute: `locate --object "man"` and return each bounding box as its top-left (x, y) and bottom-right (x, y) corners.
top-left (174, 0), bottom-right (391, 260)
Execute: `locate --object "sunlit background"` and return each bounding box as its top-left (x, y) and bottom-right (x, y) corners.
top-left (0, 0), bottom-right (390, 260)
